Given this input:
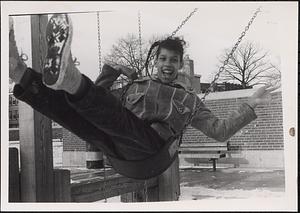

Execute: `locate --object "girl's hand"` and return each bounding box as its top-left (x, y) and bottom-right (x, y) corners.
top-left (112, 65), bottom-right (138, 80)
top-left (247, 84), bottom-right (280, 108)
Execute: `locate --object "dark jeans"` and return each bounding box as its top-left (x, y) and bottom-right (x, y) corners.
top-left (14, 68), bottom-right (166, 161)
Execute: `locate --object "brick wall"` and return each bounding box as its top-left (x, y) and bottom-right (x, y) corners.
top-left (182, 90), bottom-right (284, 151)
top-left (52, 128), bottom-right (62, 140)
top-left (61, 89), bottom-right (283, 153)
top-left (62, 128), bottom-right (86, 152)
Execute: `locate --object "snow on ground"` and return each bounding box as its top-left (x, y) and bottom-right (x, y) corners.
top-left (179, 185), bottom-right (285, 200)
top-left (94, 186), bottom-right (285, 203)
top-left (94, 196), bottom-right (121, 203)
top-left (179, 167), bottom-right (285, 200)
top-left (93, 167), bottom-right (285, 203)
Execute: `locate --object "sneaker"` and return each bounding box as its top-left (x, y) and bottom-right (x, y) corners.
top-left (43, 14), bottom-right (73, 89)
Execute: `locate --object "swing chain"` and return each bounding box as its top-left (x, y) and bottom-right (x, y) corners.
top-left (97, 12), bottom-right (102, 74)
top-left (139, 11), bottom-right (148, 198)
top-left (38, 16), bottom-right (45, 72)
top-left (176, 7), bottom-right (262, 137)
top-left (200, 7), bottom-right (261, 102)
top-left (103, 156), bottom-right (107, 202)
top-left (96, 13), bottom-right (109, 203)
top-left (169, 8), bottom-right (198, 38)
top-left (143, 8), bottom-right (198, 75)
top-left (138, 11), bottom-right (143, 74)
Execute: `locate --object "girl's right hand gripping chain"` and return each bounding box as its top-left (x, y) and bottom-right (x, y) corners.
top-left (112, 64), bottom-right (138, 80)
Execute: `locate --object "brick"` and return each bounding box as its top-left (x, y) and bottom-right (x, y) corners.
top-left (182, 91), bottom-right (284, 151)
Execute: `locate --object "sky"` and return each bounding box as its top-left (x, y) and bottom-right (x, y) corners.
top-left (9, 1), bottom-right (286, 82)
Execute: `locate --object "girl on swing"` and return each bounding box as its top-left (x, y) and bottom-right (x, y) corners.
top-left (9, 14), bottom-right (277, 179)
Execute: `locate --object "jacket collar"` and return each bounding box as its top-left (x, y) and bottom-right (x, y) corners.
top-left (151, 74), bottom-right (195, 93)
top-left (133, 74), bottom-right (195, 93)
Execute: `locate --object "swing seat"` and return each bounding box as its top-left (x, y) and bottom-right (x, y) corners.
top-left (107, 138), bottom-right (180, 180)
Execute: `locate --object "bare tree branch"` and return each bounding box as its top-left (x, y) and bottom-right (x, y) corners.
top-left (104, 33), bottom-right (162, 77)
top-left (215, 41), bottom-right (281, 88)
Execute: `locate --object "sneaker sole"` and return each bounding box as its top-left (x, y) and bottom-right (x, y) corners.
top-left (43, 14), bottom-right (72, 89)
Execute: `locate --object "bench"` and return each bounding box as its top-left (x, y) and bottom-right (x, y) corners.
top-left (179, 142), bottom-right (228, 171)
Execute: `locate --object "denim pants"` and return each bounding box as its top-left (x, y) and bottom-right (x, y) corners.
top-left (13, 68), bottom-right (166, 161)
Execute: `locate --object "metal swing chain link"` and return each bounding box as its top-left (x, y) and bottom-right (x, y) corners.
top-left (103, 156), bottom-right (107, 203)
top-left (174, 7), bottom-right (262, 139)
top-left (124, 12), bottom-right (148, 197)
top-left (143, 8), bottom-right (199, 73)
top-left (97, 12), bottom-right (102, 74)
top-left (200, 7), bottom-right (261, 102)
top-left (96, 12), bottom-right (108, 203)
top-left (138, 11), bottom-right (143, 74)
top-left (169, 8), bottom-right (198, 38)
top-left (122, 8), bottom-right (199, 104)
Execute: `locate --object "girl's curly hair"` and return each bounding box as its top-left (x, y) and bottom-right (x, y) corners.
top-left (144, 36), bottom-right (186, 78)
top-left (156, 37), bottom-right (186, 62)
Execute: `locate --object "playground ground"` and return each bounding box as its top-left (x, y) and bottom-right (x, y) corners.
top-left (178, 167), bottom-right (285, 200)
top-left (99, 167), bottom-right (285, 203)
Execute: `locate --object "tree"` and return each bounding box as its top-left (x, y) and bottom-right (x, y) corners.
top-left (215, 41), bottom-right (281, 88)
top-left (262, 62), bottom-right (281, 87)
top-left (104, 34), bottom-right (162, 78)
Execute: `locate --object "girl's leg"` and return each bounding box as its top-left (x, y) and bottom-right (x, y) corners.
top-left (40, 14), bottom-right (166, 160)
top-left (66, 75), bottom-right (165, 158)
top-left (13, 68), bottom-right (118, 157)
top-left (9, 16), bottom-right (119, 157)
top-left (14, 68), bottom-right (165, 161)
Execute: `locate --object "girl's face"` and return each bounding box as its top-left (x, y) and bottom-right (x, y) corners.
top-left (155, 48), bottom-right (183, 84)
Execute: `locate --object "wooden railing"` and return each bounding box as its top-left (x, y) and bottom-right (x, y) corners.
top-left (71, 168), bottom-right (158, 202)
top-left (9, 147), bottom-right (180, 202)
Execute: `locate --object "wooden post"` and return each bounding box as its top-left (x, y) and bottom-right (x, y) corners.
top-left (120, 192), bottom-right (134, 202)
top-left (157, 155), bottom-right (180, 201)
top-left (120, 188), bottom-right (148, 202)
top-left (19, 14), bottom-right (54, 202)
top-left (120, 155), bottom-right (181, 202)
top-left (53, 169), bottom-right (71, 202)
top-left (145, 185), bottom-right (159, 202)
top-left (9, 148), bottom-right (20, 202)
top-left (120, 191), bottom-right (144, 202)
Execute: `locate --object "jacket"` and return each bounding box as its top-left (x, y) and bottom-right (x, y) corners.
top-left (96, 64), bottom-right (257, 142)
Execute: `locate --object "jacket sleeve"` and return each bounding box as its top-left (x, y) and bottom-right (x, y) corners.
top-left (190, 98), bottom-right (257, 142)
top-left (94, 64), bottom-right (121, 89)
